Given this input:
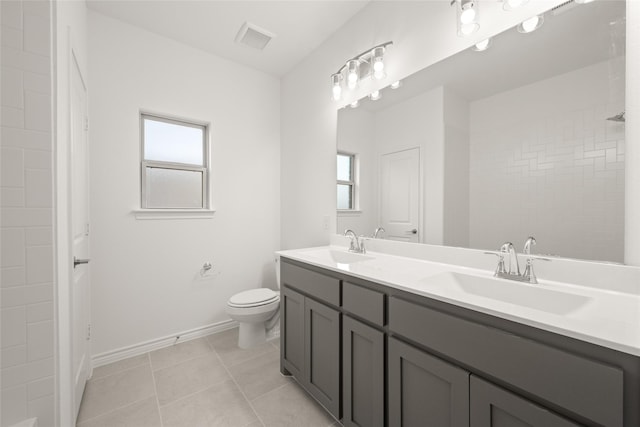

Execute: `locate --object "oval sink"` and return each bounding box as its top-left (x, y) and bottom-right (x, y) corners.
top-left (304, 249), bottom-right (375, 265)
top-left (419, 272), bottom-right (591, 315)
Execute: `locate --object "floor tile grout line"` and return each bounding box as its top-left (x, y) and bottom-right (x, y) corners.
top-left (75, 392), bottom-right (156, 425)
top-left (247, 381), bottom-right (291, 404)
top-left (91, 360), bottom-right (150, 381)
top-left (213, 350), bottom-right (268, 427)
top-left (149, 338), bottom-right (217, 373)
top-left (148, 352), bottom-right (165, 427)
top-left (155, 375), bottom-right (233, 409)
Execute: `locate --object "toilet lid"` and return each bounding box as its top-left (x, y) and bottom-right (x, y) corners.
top-left (229, 288), bottom-right (279, 307)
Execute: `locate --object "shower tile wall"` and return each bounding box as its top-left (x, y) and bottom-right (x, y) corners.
top-left (470, 59), bottom-right (625, 262)
top-left (1, 1), bottom-right (56, 426)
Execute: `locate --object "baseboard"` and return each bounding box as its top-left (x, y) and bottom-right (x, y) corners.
top-left (91, 319), bottom-right (238, 369)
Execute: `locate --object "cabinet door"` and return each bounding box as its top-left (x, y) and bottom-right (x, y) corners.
top-left (281, 286), bottom-right (305, 379)
top-left (305, 297), bottom-right (341, 419)
top-left (343, 316), bottom-right (384, 427)
top-left (470, 376), bottom-right (581, 427)
top-left (389, 337), bottom-right (469, 427)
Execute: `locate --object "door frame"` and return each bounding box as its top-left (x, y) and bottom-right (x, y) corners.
top-left (55, 26), bottom-right (91, 427)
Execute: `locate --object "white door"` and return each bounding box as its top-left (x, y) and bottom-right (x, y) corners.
top-left (380, 148), bottom-right (420, 242)
top-left (70, 52), bottom-right (91, 417)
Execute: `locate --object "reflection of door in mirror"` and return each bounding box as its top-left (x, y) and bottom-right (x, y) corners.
top-left (380, 149), bottom-right (420, 242)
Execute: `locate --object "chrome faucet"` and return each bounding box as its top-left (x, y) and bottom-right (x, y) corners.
top-left (373, 227), bottom-right (386, 239)
top-left (344, 229), bottom-right (366, 254)
top-left (486, 237), bottom-right (549, 284)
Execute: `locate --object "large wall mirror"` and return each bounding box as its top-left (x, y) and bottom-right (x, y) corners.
top-left (337, 0), bottom-right (626, 263)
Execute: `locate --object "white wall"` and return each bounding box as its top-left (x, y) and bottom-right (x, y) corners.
top-left (1, 1), bottom-right (56, 425)
top-left (336, 108), bottom-right (377, 236)
top-left (88, 12), bottom-right (280, 356)
top-left (626, 0), bottom-right (640, 265)
top-left (280, 0), bottom-right (564, 250)
top-left (469, 59), bottom-right (625, 262)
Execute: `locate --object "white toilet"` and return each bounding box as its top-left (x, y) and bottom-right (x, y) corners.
top-left (226, 257), bottom-right (281, 349)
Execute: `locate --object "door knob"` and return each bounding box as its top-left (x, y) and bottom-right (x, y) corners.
top-left (406, 229), bottom-right (418, 235)
top-left (74, 257), bottom-right (90, 268)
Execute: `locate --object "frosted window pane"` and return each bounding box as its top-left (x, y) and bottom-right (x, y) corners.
top-left (337, 184), bottom-right (352, 210)
top-left (146, 167), bottom-right (203, 208)
top-left (337, 154), bottom-right (352, 181)
top-left (144, 118), bottom-right (204, 166)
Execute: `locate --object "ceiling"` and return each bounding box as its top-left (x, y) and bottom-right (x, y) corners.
top-left (359, 0), bottom-right (626, 112)
top-left (86, 0), bottom-right (370, 77)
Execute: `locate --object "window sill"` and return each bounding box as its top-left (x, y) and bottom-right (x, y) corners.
top-left (133, 209), bottom-right (216, 220)
top-left (337, 210), bottom-right (363, 217)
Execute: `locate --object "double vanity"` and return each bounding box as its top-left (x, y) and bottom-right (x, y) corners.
top-left (277, 244), bottom-right (640, 427)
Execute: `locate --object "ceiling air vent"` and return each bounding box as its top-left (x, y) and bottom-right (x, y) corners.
top-left (235, 22), bottom-right (276, 51)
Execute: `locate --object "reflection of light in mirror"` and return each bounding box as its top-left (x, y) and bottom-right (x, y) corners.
top-left (350, 100), bottom-right (359, 108)
top-left (473, 38), bottom-right (491, 51)
top-left (370, 90), bottom-right (381, 101)
top-left (503, 0), bottom-right (528, 11)
top-left (518, 15), bottom-right (544, 33)
top-left (390, 80), bottom-right (402, 89)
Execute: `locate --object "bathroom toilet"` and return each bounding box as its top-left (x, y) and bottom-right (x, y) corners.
top-left (226, 257), bottom-right (281, 349)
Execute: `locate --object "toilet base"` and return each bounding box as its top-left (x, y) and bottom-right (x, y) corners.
top-left (238, 322), bottom-right (266, 349)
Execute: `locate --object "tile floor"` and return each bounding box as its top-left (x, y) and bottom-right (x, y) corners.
top-left (76, 328), bottom-right (340, 427)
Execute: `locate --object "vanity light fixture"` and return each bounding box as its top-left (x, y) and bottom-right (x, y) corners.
top-left (370, 90), bottom-right (381, 101)
top-left (517, 14), bottom-right (544, 33)
top-left (473, 38), bottom-right (491, 51)
top-left (330, 41), bottom-right (393, 102)
top-left (451, 0), bottom-right (480, 36)
top-left (502, 0), bottom-right (529, 11)
top-left (390, 80), bottom-right (402, 89)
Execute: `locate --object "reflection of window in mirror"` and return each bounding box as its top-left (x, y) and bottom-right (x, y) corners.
top-left (337, 152), bottom-right (357, 210)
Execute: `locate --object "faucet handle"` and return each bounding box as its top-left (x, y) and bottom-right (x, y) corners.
top-left (522, 255), bottom-right (551, 284)
top-left (484, 251), bottom-right (507, 276)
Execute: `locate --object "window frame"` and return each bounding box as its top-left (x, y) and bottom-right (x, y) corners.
top-left (140, 112), bottom-right (210, 210)
top-left (337, 151), bottom-right (357, 211)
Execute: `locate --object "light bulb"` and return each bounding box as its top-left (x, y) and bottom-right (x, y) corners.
top-left (461, 23), bottom-right (479, 35)
top-left (517, 15), bottom-right (543, 33)
top-left (330, 73), bottom-right (342, 101)
top-left (370, 46), bottom-right (386, 80)
top-left (332, 84), bottom-right (342, 101)
top-left (474, 38), bottom-right (491, 51)
top-left (503, 0), bottom-right (528, 10)
top-left (370, 90), bottom-right (381, 101)
top-left (460, 7), bottom-right (476, 25)
top-left (373, 60), bottom-right (385, 79)
top-left (346, 60), bottom-right (360, 89)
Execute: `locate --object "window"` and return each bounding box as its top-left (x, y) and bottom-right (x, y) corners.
top-left (141, 113), bottom-right (209, 209)
top-left (337, 152), bottom-right (355, 210)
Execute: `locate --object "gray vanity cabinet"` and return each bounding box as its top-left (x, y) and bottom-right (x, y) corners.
top-left (342, 315), bottom-right (384, 427)
top-left (280, 262), bottom-right (341, 419)
top-left (304, 297), bottom-right (341, 418)
top-left (470, 376), bottom-right (581, 427)
top-left (281, 286), bottom-right (305, 379)
top-left (388, 337), bottom-right (470, 427)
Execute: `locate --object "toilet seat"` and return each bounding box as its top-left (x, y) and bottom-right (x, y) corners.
top-left (228, 288), bottom-right (279, 308)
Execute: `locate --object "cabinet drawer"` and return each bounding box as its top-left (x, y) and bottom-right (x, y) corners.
top-left (281, 261), bottom-right (340, 306)
top-left (389, 296), bottom-right (623, 427)
top-left (342, 281), bottom-right (385, 326)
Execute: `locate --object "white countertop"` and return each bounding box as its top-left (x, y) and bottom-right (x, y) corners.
top-left (277, 245), bottom-right (640, 357)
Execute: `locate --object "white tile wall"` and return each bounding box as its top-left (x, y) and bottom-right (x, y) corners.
top-left (1, 1), bottom-right (55, 426)
top-left (470, 59), bottom-right (625, 263)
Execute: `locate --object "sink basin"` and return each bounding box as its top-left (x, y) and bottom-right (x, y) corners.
top-left (419, 272), bottom-right (591, 315)
top-left (305, 249), bottom-right (375, 265)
